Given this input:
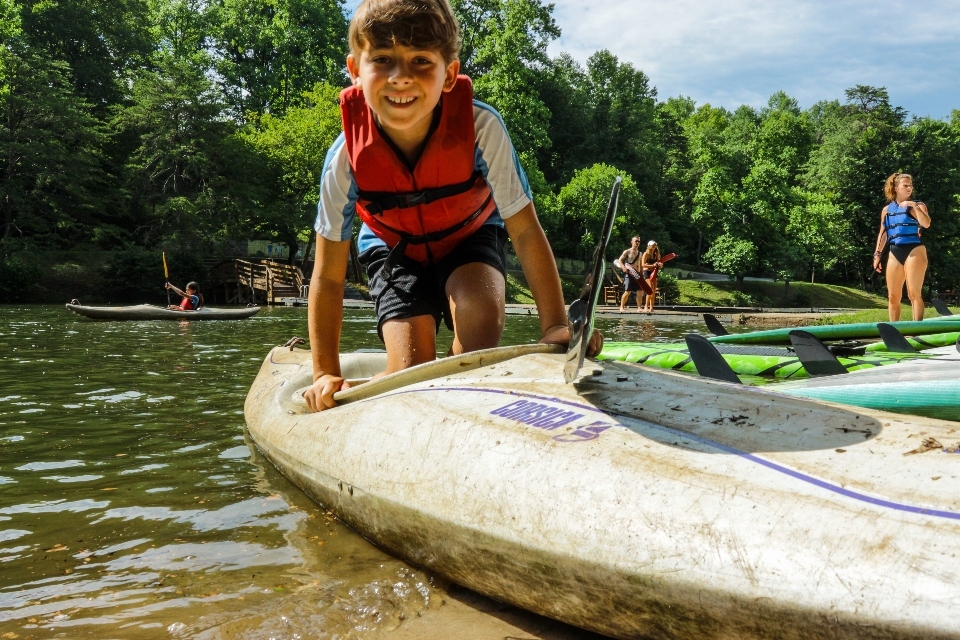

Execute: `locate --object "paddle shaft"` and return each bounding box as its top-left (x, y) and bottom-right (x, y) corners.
top-left (163, 252), bottom-right (171, 306)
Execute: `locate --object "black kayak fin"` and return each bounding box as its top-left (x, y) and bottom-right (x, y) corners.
top-left (932, 299), bottom-right (953, 316)
top-left (789, 330), bottom-right (848, 377)
top-left (876, 323), bottom-right (918, 353)
top-left (685, 334), bottom-right (741, 384)
top-left (703, 313), bottom-right (728, 336)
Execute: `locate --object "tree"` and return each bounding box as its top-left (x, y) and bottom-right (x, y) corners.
top-left (240, 81), bottom-right (343, 262)
top-left (212, 0), bottom-right (348, 118)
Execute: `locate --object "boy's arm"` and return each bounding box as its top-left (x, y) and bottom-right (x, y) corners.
top-left (303, 235), bottom-right (351, 411)
top-left (504, 203), bottom-right (602, 355)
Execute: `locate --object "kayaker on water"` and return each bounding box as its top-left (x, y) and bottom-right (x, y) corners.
top-left (165, 282), bottom-right (201, 311)
top-left (613, 236), bottom-right (644, 312)
top-left (303, 0), bottom-right (602, 412)
top-left (640, 240), bottom-right (662, 313)
top-left (872, 173), bottom-right (931, 321)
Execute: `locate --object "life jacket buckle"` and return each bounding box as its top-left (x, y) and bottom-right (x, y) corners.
top-left (401, 192), bottom-right (428, 207)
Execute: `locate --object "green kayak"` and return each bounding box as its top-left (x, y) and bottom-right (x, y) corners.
top-left (708, 318), bottom-right (960, 345)
top-left (864, 330), bottom-right (960, 352)
top-left (598, 341), bottom-right (927, 380)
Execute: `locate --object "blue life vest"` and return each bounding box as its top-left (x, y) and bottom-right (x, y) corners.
top-left (884, 201), bottom-right (922, 246)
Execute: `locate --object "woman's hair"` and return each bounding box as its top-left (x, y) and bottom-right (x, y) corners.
top-left (349, 0), bottom-right (461, 63)
top-left (643, 245), bottom-right (661, 262)
top-left (884, 172), bottom-right (912, 202)
top-left (186, 282), bottom-right (200, 292)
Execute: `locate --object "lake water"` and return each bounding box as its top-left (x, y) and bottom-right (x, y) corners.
top-left (0, 305), bottom-right (710, 639)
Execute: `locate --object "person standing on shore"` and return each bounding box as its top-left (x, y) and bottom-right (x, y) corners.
top-left (872, 173), bottom-right (931, 321)
top-left (640, 240), bottom-right (662, 313)
top-left (613, 237), bottom-right (644, 312)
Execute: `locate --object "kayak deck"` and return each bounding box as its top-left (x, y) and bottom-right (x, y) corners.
top-left (245, 346), bottom-right (960, 639)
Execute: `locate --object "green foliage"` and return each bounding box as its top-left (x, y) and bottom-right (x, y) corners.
top-left (0, 245), bottom-right (41, 302)
top-left (101, 245), bottom-right (207, 303)
top-left (654, 271), bottom-right (678, 303)
top-left (703, 234), bottom-right (757, 281)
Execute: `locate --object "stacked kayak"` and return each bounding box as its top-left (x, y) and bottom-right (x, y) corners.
top-left (707, 317), bottom-right (960, 345)
top-left (66, 303), bottom-right (259, 321)
top-left (598, 341), bottom-right (927, 379)
top-left (245, 344), bottom-right (960, 638)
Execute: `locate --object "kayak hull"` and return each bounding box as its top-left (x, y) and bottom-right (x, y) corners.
top-left (245, 346), bottom-right (960, 639)
top-left (65, 303), bottom-right (260, 321)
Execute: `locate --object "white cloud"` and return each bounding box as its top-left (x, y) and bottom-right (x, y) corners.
top-left (548, 0), bottom-right (960, 117)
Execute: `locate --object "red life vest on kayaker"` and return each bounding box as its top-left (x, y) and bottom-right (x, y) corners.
top-left (340, 75), bottom-right (496, 267)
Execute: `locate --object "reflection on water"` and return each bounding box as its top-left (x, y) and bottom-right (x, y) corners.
top-left (0, 305), bottom-right (692, 638)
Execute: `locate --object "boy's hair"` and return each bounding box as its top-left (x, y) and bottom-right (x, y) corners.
top-left (186, 282), bottom-right (200, 292)
top-left (349, 0), bottom-right (461, 63)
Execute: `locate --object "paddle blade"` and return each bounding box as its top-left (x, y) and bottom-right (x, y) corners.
top-left (932, 299), bottom-right (952, 316)
top-left (565, 177), bottom-right (621, 383)
top-left (877, 323), bottom-right (918, 353)
top-left (703, 313), bottom-right (728, 336)
top-left (789, 330), bottom-right (847, 377)
top-left (162, 252), bottom-right (169, 278)
top-left (685, 334), bottom-right (741, 384)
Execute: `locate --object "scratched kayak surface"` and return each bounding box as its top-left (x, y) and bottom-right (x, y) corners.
top-left (246, 345), bottom-right (960, 639)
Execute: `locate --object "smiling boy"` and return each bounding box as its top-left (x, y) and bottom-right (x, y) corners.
top-left (303, 0), bottom-right (600, 412)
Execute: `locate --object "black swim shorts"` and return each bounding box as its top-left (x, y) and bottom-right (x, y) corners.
top-left (359, 224), bottom-right (508, 340)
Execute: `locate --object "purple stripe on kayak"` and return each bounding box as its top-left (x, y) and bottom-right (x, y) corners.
top-left (381, 385), bottom-right (960, 521)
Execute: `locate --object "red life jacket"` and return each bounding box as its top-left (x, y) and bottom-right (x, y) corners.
top-left (340, 75), bottom-right (496, 267)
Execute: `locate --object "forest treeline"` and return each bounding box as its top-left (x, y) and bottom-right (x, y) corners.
top-left (2, 0), bottom-right (960, 302)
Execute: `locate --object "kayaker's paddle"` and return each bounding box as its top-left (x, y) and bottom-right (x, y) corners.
top-left (876, 323), bottom-right (919, 353)
top-left (162, 251), bottom-right (171, 307)
top-left (788, 330), bottom-right (847, 377)
top-left (684, 334), bottom-right (741, 384)
top-left (565, 177), bottom-right (621, 383)
top-left (932, 299), bottom-right (952, 316)
top-left (703, 313), bottom-right (728, 336)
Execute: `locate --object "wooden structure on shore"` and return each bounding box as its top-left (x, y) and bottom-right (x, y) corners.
top-left (209, 259), bottom-right (305, 305)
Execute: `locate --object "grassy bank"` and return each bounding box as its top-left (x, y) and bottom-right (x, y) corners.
top-left (815, 303), bottom-right (959, 325)
top-left (507, 269), bottom-right (888, 309)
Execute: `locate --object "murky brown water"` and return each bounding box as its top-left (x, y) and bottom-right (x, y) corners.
top-left (0, 305), bottom-right (709, 639)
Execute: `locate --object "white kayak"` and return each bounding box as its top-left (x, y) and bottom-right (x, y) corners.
top-left (244, 344), bottom-right (960, 639)
top-left (65, 303), bottom-right (260, 321)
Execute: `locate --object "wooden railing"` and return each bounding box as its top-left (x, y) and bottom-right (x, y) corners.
top-left (209, 259), bottom-right (305, 305)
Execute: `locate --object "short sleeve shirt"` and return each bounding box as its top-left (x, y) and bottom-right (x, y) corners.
top-left (314, 100), bottom-right (532, 254)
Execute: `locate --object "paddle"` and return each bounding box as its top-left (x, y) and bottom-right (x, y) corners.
top-left (876, 323), bottom-right (919, 353)
top-left (162, 251), bottom-right (171, 307)
top-left (565, 177), bottom-right (622, 383)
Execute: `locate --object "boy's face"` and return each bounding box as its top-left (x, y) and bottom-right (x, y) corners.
top-left (347, 43), bottom-right (459, 144)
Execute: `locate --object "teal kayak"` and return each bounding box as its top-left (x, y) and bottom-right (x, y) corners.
top-left (709, 318), bottom-right (960, 345)
top-left (598, 341), bottom-right (927, 380)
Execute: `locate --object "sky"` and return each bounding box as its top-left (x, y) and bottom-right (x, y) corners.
top-left (343, 0), bottom-right (960, 119)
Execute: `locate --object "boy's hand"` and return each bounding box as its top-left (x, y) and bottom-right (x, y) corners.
top-left (303, 375), bottom-right (351, 412)
top-left (540, 324), bottom-right (604, 357)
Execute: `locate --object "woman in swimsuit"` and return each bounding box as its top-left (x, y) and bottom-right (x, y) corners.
top-left (872, 173), bottom-right (931, 321)
top-left (640, 240), bottom-right (662, 313)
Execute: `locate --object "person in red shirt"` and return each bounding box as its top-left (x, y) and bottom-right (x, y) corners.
top-left (165, 282), bottom-right (201, 311)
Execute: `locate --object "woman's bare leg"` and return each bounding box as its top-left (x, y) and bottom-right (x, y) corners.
top-left (904, 246), bottom-right (928, 321)
top-left (885, 255), bottom-right (906, 322)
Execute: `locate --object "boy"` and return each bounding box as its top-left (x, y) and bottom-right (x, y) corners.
top-left (303, 0), bottom-right (601, 412)
top-left (165, 281), bottom-right (201, 311)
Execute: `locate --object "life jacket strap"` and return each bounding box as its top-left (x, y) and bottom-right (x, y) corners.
top-left (380, 191), bottom-right (494, 280)
top-left (360, 172), bottom-right (484, 215)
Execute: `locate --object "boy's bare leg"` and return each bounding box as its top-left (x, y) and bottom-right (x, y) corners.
top-left (446, 262), bottom-right (505, 354)
top-left (380, 315), bottom-right (438, 375)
